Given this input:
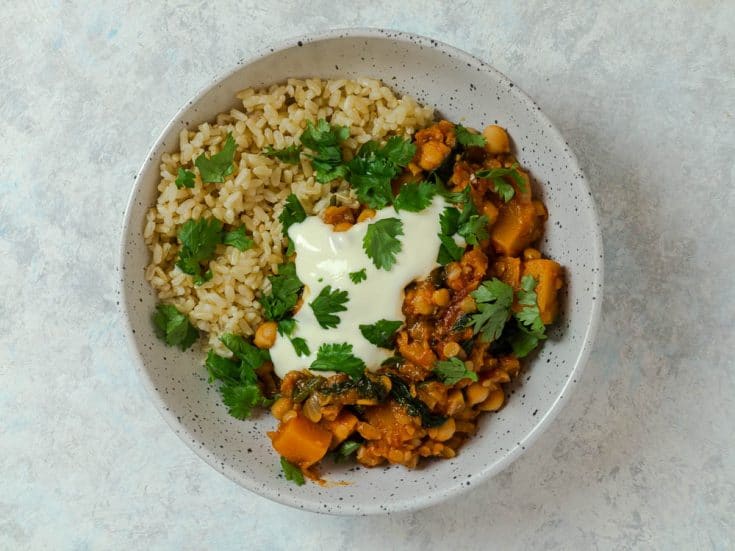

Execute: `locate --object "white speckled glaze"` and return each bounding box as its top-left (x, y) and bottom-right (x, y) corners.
top-left (120, 29), bottom-right (603, 515)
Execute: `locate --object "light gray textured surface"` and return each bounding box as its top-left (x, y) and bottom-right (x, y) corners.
top-left (1, 1), bottom-right (733, 549)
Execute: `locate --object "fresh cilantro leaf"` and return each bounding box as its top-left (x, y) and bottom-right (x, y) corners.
top-left (476, 164), bottom-right (527, 202)
top-left (510, 275), bottom-right (547, 357)
top-left (359, 319), bottom-right (403, 348)
top-left (279, 194), bottom-right (307, 237)
top-left (435, 177), bottom-right (472, 205)
top-left (309, 285), bottom-right (349, 329)
top-left (277, 319), bottom-right (296, 336)
top-left (261, 262), bottom-right (304, 321)
top-left (363, 217), bottom-right (403, 270)
top-left (381, 355), bottom-right (405, 368)
top-left (223, 227), bottom-right (254, 251)
top-left (310, 343), bottom-right (366, 379)
top-left (345, 138), bottom-right (415, 209)
top-left (280, 456), bottom-right (305, 485)
top-left (220, 333), bottom-right (270, 383)
top-left (176, 218), bottom-right (223, 284)
top-left (389, 375), bottom-right (447, 428)
top-left (195, 133), bottom-right (237, 183)
top-left (152, 303), bottom-right (199, 350)
top-left (437, 233), bottom-right (464, 265)
top-left (175, 167), bottom-right (196, 189)
top-left (290, 337), bottom-right (310, 357)
top-left (439, 206), bottom-right (461, 235)
top-left (455, 125), bottom-right (486, 147)
top-left (349, 268), bottom-right (367, 284)
top-left (263, 144), bottom-right (303, 164)
top-left (470, 278), bottom-right (514, 342)
top-left (335, 439), bottom-right (362, 462)
top-left (433, 357), bottom-right (478, 385)
top-left (379, 136), bottom-right (417, 166)
top-left (457, 214), bottom-right (489, 246)
top-left (204, 349), bottom-right (240, 383)
top-left (393, 181), bottom-right (436, 212)
top-left (300, 119), bottom-right (349, 183)
top-left (221, 382), bottom-right (266, 420)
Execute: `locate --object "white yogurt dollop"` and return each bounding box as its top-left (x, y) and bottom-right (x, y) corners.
top-left (270, 195), bottom-right (447, 379)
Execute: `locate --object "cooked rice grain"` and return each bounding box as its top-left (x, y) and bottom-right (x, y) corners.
top-left (145, 78), bottom-right (434, 354)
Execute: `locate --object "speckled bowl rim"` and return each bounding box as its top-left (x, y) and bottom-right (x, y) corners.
top-left (119, 27), bottom-right (604, 515)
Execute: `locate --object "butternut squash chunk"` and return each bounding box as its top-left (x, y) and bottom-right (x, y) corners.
top-left (269, 414), bottom-right (332, 467)
top-left (492, 257), bottom-right (522, 289)
top-left (522, 258), bottom-right (563, 324)
top-left (323, 411), bottom-right (358, 448)
top-left (490, 200), bottom-right (542, 256)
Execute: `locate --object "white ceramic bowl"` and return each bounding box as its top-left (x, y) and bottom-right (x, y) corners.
top-left (119, 29), bottom-right (603, 515)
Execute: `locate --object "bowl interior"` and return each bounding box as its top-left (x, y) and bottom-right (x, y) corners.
top-left (120, 30), bottom-right (602, 515)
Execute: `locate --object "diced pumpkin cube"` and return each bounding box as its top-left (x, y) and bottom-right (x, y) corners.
top-left (492, 256), bottom-right (522, 289)
top-left (269, 413), bottom-right (332, 467)
top-left (490, 199), bottom-right (542, 256)
top-left (323, 411), bottom-right (358, 448)
top-left (522, 258), bottom-right (563, 324)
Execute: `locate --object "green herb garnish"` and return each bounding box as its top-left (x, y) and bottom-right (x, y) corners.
top-left (176, 217), bottom-right (223, 285)
top-left (280, 457), bottom-right (305, 485)
top-left (152, 303), bottom-right (199, 350)
top-left (476, 164), bottom-right (526, 202)
top-left (194, 132), bottom-right (237, 183)
top-left (263, 144), bottom-right (303, 164)
top-left (309, 285), bottom-right (349, 329)
top-left (223, 227), bottom-right (254, 251)
top-left (290, 337), bottom-right (311, 357)
top-left (261, 262), bottom-right (303, 321)
top-left (348, 268), bottom-right (367, 284)
top-left (510, 275), bottom-right (547, 357)
top-left (393, 181), bottom-right (436, 212)
top-left (363, 217), bottom-right (403, 270)
top-left (455, 125), bottom-right (486, 147)
top-left (300, 119), bottom-right (350, 183)
top-left (175, 167), bottom-right (196, 189)
top-left (389, 375), bottom-right (447, 428)
top-left (359, 319), bottom-right (403, 348)
top-left (335, 439), bottom-right (362, 462)
top-left (433, 357), bottom-right (478, 385)
top-left (310, 343), bottom-right (366, 380)
top-left (469, 278), bottom-right (514, 342)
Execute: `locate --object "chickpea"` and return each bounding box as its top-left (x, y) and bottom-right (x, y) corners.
top-left (357, 208), bottom-right (376, 223)
top-left (442, 341), bottom-right (461, 358)
top-left (432, 288), bottom-right (451, 307)
top-left (458, 295), bottom-right (477, 313)
top-left (446, 389), bottom-right (465, 415)
top-left (428, 418), bottom-right (456, 442)
top-left (465, 382), bottom-right (490, 407)
top-left (523, 247), bottom-right (542, 260)
top-left (478, 389), bottom-right (505, 411)
top-left (483, 125), bottom-right (510, 154)
top-left (254, 321), bottom-right (277, 349)
top-left (483, 203), bottom-right (499, 225)
top-left (412, 295), bottom-right (434, 316)
top-left (270, 397), bottom-right (293, 420)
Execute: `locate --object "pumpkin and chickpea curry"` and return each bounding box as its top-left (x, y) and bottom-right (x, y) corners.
top-left (156, 119), bottom-right (563, 485)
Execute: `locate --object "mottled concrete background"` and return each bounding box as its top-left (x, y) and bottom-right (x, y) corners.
top-left (1, 1), bottom-right (733, 549)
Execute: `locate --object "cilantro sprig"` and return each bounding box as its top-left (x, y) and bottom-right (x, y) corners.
top-left (470, 278), bottom-right (514, 342)
top-left (348, 269), bottom-right (367, 284)
top-left (359, 319), bottom-right (403, 348)
top-left (346, 137), bottom-right (416, 209)
top-left (510, 275), bottom-right (547, 357)
top-left (277, 319), bottom-right (310, 357)
top-left (261, 262), bottom-right (304, 321)
top-left (280, 457), bottom-right (305, 485)
top-left (223, 227), bottom-right (254, 251)
top-left (263, 144), bottom-right (303, 164)
top-left (310, 342), bottom-right (366, 379)
top-left (363, 217), bottom-right (403, 270)
top-left (205, 334), bottom-right (272, 420)
top-left (310, 285), bottom-right (349, 329)
top-left (176, 218), bottom-right (223, 285)
top-left (195, 133), bottom-right (237, 184)
top-left (455, 125), bottom-right (486, 147)
top-left (300, 119), bottom-right (350, 183)
top-left (153, 303), bottom-right (199, 350)
top-left (433, 357), bottom-right (478, 385)
top-left (476, 164), bottom-right (527, 202)
top-left (393, 181), bottom-right (436, 212)
top-left (175, 168), bottom-right (196, 189)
